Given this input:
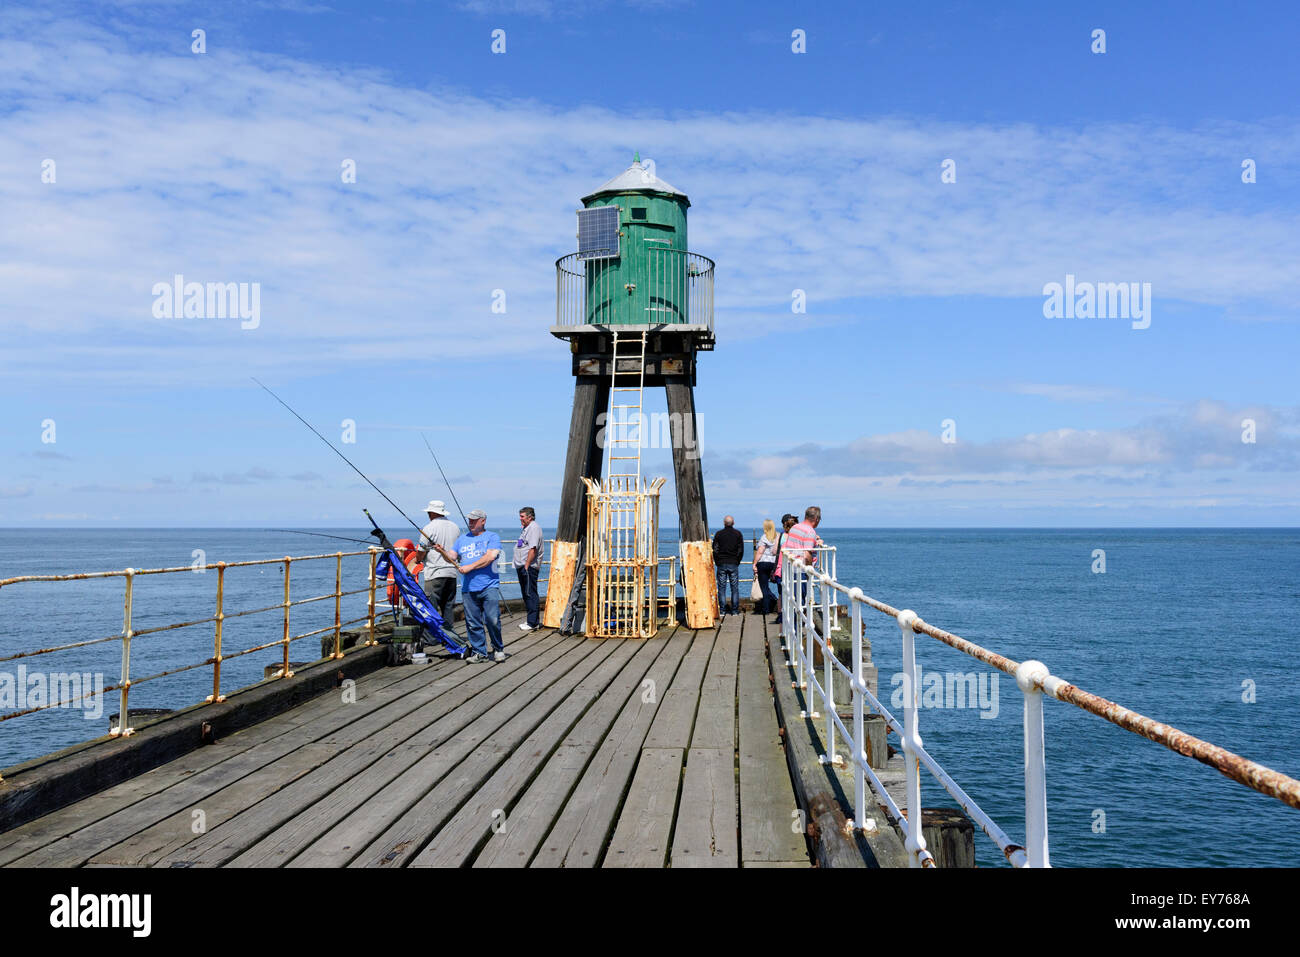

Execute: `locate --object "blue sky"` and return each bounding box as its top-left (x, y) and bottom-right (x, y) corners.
top-left (2, 0), bottom-right (1298, 529)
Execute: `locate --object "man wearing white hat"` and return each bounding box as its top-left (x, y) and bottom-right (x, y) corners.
top-left (416, 500), bottom-right (460, 635)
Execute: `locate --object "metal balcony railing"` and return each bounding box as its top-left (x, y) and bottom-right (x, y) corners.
top-left (556, 248), bottom-right (714, 332)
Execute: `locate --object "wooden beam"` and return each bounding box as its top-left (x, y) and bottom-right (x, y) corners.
top-left (542, 540), bottom-right (578, 629)
top-left (664, 375), bottom-right (707, 541)
top-left (555, 375), bottom-right (609, 543)
top-left (680, 540), bottom-right (718, 629)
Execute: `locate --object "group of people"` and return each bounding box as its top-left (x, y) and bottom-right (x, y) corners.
top-left (398, 499), bottom-right (544, 664)
top-left (712, 506), bottom-right (823, 624)
top-left (394, 499), bottom-right (822, 659)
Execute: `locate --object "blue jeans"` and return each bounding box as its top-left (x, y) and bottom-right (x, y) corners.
top-left (463, 585), bottom-right (503, 656)
top-left (716, 563), bottom-right (740, 614)
top-left (515, 564), bottom-right (540, 627)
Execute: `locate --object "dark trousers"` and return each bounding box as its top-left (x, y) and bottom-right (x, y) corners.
top-left (515, 564), bottom-right (540, 627)
top-left (422, 576), bottom-right (457, 633)
top-left (756, 562), bottom-right (776, 614)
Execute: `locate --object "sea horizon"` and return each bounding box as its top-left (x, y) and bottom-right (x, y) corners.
top-left (4, 526), bottom-right (1297, 867)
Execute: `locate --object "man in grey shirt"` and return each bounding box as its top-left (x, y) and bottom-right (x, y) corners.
top-left (416, 499), bottom-right (460, 634)
top-left (513, 506), bottom-right (544, 632)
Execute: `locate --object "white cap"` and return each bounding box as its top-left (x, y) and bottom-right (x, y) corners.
top-left (425, 500), bottom-right (448, 516)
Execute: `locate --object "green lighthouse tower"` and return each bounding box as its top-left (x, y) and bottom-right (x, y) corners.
top-left (546, 156), bottom-right (718, 632)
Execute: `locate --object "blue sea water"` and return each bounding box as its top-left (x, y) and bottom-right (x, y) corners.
top-left (1, 527), bottom-right (1296, 867)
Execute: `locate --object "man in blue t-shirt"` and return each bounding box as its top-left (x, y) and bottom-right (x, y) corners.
top-left (430, 507), bottom-right (506, 663)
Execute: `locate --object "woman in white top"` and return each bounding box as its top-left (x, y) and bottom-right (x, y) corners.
top-left (753, 518), bottom-right (779, 615)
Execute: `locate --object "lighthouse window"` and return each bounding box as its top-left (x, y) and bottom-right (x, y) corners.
top-left (576, 206), bottom-right (620, 260)
top-left (631, 207), bottom-right (647, 220)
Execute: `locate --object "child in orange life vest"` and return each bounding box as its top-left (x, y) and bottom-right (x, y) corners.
top-left (386, 538), bottom-right (424, 607)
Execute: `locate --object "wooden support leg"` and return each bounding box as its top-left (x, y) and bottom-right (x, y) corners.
top-left (546, 376), bottom-right (609, 629)
top-left (664, 376), bottom-right (707, 541)
top-left (665, 376), bottom-right (715, 628)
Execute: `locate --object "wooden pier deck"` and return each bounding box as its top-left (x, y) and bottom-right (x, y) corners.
top-left (0, 608), bottom-right (812, 868)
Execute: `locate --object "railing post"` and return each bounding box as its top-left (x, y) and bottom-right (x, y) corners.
top-left (821, 571), bottom-right (836, 765)
top-left (281, 556), bottom-right (293, 677)
top-left (333, 552), bottom-right (343, 659)
top-left (830, 548), bottom-right (840, 630)
top-left (114, 569), bottom-right (135, 737)
top-left (209, 562), bottom-right (226, 703)
top-left (849, 588), bottom-right (866, 829)
top-left (804, 563), bottom-right (815, 697)
top-left (367, 547), bottom-right (378, 646)
top-left (785, 564), bottom-right (795, 686)
top-left (779, 560), bottom-right (789, 655)
top-left (1017, 659), bottom-right (1052, 867)
top-left (897, 609), bottom-right (928, 867)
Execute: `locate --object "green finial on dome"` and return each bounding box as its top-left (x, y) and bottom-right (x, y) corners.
top-left (633, 150), bottom-right (640, 164)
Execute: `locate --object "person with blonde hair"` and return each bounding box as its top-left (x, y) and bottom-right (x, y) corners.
top-left (753, 518), bottom-right (780, 616)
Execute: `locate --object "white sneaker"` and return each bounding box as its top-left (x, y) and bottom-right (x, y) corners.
top-left (493, 650), bottom-right (509, 662)
top-left (518, 622), bottom-right (535, 632)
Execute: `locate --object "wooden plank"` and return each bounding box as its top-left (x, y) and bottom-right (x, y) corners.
top-left (8, 647), bottom-right (496, 868)
top-left (543, 540), bottom-right (578, 628)
top-left (89, 740), bottom-right (388, 867)
top-left (495, 627), bottom-right (697, 868)
top-left (742, 861), bottom-right (811, 868)
top-left (669, 748), bottom-right (737, 867)
top-left (0, 642), bottom-right (387, 835)
top-left (466, 633), bottom-right (673, 868)
top-left (409, 638), bottom-right (646, 867)
top-left (295, 639), bottom-right (616, 868)
top-left (529, 627), bottom-right (699, 867)
top-left (0, 604), bottom-right (529, 838)
top-left (470, 743), bottom-right (589, 867)
top-left (0, 622), bottom-right (547, 865)
top-left (62, 628), bottom-right (565, 868)
top-left (680, 541), bottom-right (718, 629)
top-left (601, 624), bottom-right (725, 867)
top-left (641, 626), bottom-right (716, 750)
top-left (157, 632), bottom-right (590, 867)
top-left (689, 614), bottom-right (741, 750)
top-left (600, 748), bottom-right (684, 868)
top-left (737, 615), bottom-right (809, 866)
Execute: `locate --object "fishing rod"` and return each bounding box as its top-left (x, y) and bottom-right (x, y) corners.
top-left (267, 529), bottom-right (374, 547)
top-left (420, 432), bottom-right (468, 527)
top-left (252, 377), bottom-right (426, 538)
top-left (363, 508), bottom-right (411, 630)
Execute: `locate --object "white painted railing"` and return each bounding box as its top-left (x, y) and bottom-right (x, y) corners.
top-left (778, 548), bottom-right (1300, 868)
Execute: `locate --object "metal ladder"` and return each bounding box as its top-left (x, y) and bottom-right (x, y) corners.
top-left (605, 329), bottom-right (647, 492)
top-left (600, 329), bottom-right (649, 634)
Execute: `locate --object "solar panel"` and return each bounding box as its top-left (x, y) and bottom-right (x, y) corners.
top-left (577, 206), bottom-right (620, 260)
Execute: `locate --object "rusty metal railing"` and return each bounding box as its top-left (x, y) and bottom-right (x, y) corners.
top-left (0, 549), bottom-right (383, 754)
top-left (780, 550), bottom-right (1300, 868)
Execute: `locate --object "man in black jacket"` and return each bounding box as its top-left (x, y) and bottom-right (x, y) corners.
top-left (712, 515), bottom-right (745, 616)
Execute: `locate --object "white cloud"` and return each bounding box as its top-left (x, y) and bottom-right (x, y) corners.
top-left (712, 400), bottom-right (1300, 481)
top-left (1, 11), bottom-right (1298, 389)
top-left (1003, 383), bottom-right (1140, 404)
